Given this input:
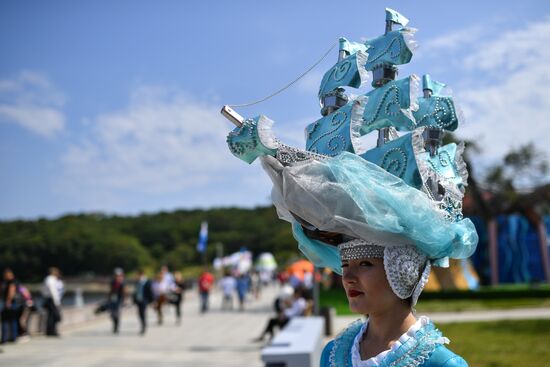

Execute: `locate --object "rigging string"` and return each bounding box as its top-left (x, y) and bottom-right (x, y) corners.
top-left (227, 41), bottom-right (338, 108)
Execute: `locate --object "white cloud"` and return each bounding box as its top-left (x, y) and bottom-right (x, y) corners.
top-left (0, 71), bottom-right (65, 137)
top-left (60, 86), bottom-right (270, 206)
top-left (420, 24), bottom-right (488, 55)
top-left (463, 17), bottom-right (550, 74)
top-left (455, 17), bottom-right (550, 166)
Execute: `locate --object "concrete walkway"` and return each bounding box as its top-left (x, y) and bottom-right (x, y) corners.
top-left (2, 285), bottom-right (550, 367)
top-left (0, 286), bottom-right (280, 367)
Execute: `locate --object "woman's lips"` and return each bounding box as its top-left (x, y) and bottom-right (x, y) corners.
top-left (347, 290), bottom-right (364, 298)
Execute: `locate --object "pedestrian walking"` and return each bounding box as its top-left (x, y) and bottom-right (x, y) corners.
top-left (152, 272), bottom-right (166, 325)
top-left (41, 267), bottom-right (62, 337)
top-left (16, 283), bottom-right (34, 340)
top-left (108, 268), bottom-right (126, 334)
top-left (236, 272), bottom-right (250, 311)
top-left (170, 271), bottom-right (185, 324)
top-left (219, 270), bottom-right (236, 311)
top-left (198, 268), bottom-right (214, 313)
top-left (250, 270), bottom-right (261, 300)
top-left (133, 269), bottom-right (153, 335)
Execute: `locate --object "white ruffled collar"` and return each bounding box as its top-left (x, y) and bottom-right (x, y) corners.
top-left (350, 316), bottom-right (430, 367)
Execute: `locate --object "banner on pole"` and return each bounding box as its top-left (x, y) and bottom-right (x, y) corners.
top-left (197, 221), bottom-right (208, 253)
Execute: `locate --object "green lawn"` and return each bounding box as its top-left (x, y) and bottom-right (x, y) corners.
top-left (320, 287), bottom-right (550, 315)
top-left (439, 320), bottom-right (550, 367)
top-left (320, 287), bottom-right (550, 366)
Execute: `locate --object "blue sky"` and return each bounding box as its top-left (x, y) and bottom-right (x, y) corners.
top-left (1, 0), bottom-right (549, 219)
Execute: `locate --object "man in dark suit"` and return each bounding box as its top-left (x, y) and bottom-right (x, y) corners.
top-left (133, 269), bottom-right (154, 335)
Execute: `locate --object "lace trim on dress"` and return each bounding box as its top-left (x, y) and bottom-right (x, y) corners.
top-left (329, 317), bottom-right (449, 367)
top-left (329, 319), bottom-right (365, 367)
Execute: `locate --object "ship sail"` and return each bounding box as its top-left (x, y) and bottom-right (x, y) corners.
top-left (318, 49), bottom-right (369, 98)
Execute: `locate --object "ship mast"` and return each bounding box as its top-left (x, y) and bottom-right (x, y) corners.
top-left (376, 17), bottom-right (399, 147)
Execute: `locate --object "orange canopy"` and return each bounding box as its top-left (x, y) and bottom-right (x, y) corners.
top-left (286, 259), bottom-right (314, 280)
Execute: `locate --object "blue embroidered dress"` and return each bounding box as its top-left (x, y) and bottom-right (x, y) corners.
top-left (320, 317), bottom-right (467, 367)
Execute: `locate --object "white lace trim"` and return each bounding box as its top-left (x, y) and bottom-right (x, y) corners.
top-left (454, 141), bottom-right (469, 189)
top-left (350, 95), bottom-right (369, 154)
top-left (256, 115), bottom-right (279, 150)
top-left (399, 74), bottom-right (420, 130)
top-left (350, 316), bottom-right (433, 367)
top-left (356, 50), bottom-right (372, 88)
top-left (402, 28), bottom-right (418, 54)
top-left (409, 74), bottom-right (421, 114)
top-left (411, 261), bottom-right (431, 306)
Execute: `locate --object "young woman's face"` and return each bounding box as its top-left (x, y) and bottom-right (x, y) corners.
top-left (341, 257), bottom-right (400, 315)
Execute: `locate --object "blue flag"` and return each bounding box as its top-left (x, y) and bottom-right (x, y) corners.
top-left (197, 221), bottom-right (208, 253)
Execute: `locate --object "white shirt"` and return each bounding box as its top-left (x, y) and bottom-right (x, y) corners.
top-left (220, 276), bottom-right (237, 296)
top-left (159, 272), bottom-right (175, 294)
top-left (41, 275), bottom-right (61, 306)
top-left (283, 297), bottom-right (307, 318)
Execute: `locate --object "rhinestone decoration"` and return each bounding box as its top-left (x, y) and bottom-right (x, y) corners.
top-left (306, 110), bottom-right (348, 153)
top-left (438, 195), bottom-right (464, 222)
top-left (438, 151), bottom-right (451, 167)
top-left (305, 122), bottom-right (319, 139)
top-left (366, 35), bottom-right (403, 68)
top-left (416, 97), bottom-right (457, 129)
top-left (327, 135), bottom-right (346, 154)
top-left (226, 119), bottom-right (258, 156)
top-left (333, 60), bottom-right (352, 81)
top-left (383, 245), bottom-right (428, 299)
top-left (276, 143), bottom-right (327, 166)
top-left (338, 239), bottom-right (385, 260)
top-left (381, 147), bottom-right (408, 178)
top-left (363, 85), bottom-right (400, 126)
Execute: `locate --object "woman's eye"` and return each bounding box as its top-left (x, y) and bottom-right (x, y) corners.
top-left (341, 263), bottom-right (349, 268)
top-left (359, 261), bottom-right (373, 267)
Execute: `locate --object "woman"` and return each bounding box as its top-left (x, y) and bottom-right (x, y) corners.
top-left (223, 8), bottom-right (478, 366)
top-left (320, 241), bottom-right (466, 366)
top-left (152, 272), bottom-right (167, 325)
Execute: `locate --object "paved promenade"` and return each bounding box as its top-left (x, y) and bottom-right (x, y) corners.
top-left (0, 286), bottom-right (280, 367)
top-left (2, 284), bottom-right (550, 367)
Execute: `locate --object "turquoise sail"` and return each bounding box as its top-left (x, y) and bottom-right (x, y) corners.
top-left (359, 75), bottom-right (419, 135)
top-left (364, 28), bottom-right (416, 71)
top-left (305, 101), bottom-right (356, 156)
top-left (413, 75), bottom-right (459, 131)
top-left (318, 50), bottom-right (369, 98)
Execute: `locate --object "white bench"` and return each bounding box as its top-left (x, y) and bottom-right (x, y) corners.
top-left (261, 316), bottom-right (324, 367)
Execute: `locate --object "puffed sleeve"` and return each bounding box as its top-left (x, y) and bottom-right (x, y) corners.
top-left (441, 355), bottom-right (468, 367)
top-left (320, 340), bottom-right (335, 367)
top-left (427, 345), bottom-right (468, 367)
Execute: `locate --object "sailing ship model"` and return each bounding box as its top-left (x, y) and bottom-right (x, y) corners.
top-left (221, 8), bottom-right (469, 249)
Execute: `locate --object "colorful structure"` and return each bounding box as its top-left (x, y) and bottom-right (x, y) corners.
top-left (469, 214), bottom-right (550, 285)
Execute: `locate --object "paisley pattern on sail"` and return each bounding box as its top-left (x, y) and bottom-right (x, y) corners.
top-left (318, 50), bottom-right (369, 98)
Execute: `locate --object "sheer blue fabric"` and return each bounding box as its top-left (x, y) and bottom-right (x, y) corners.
top-left (292, 223), bottom-right (343, 275)
top-left (273, 152), bottom-right (477, 262)
top-left (324, 152), bottom-right (477, 259)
